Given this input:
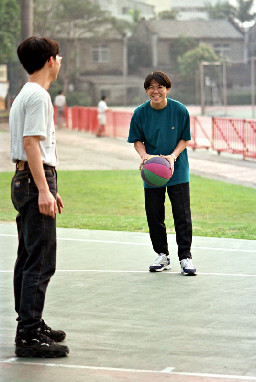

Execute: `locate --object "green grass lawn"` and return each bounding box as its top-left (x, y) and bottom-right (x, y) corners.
top-left (1, 170), bottom-right (256, 240)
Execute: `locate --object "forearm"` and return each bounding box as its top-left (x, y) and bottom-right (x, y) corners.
top-left (24, 136), bottom-right (49, 192)
top-left (24, 136), bottom-right (56, 217)
top-left (161, 139), bottom-right (190, 172)
top-left (171, 140), bottom-right (190, 160)
top-left (134, 141), bottom-right (147, 160)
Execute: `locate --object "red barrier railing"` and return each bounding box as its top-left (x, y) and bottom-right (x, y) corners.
top-left (189, 116), bottom-right (211, 150)
top-left (212, 117), bottom-right (256, 159)
top-left (53, 106), bottom-right (256, 159)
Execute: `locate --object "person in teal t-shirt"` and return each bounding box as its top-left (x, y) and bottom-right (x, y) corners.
top-left (128, 71), bottom-right (196, 275)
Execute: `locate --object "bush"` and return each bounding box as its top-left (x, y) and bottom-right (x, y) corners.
top-left (66, 92), bottom-right (91, 107)
top-left (227, 90), bottom-right (256, 105)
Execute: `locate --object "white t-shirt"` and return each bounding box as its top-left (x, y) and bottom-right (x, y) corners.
top-left (54, 94), bottom-right (66, 108)
top-left (9, 82), bottom-right (58, 167)
top-left (97, 100), bottom-right (108, 114)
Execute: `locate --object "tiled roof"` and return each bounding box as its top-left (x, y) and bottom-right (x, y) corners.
top-left (144, 19), bottom-right (244, 39)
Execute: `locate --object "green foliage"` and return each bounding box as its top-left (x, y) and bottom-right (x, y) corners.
top-left (158, 10), bottom-right (179, 20)
top-left (205, 0), bottom-right (256, 23)
top-left (205, 1), bottom-right (234, 19)
top-left (53, 0), bottom-right (106, 29)
top-left (233, 0), bottom-right (255, 22)
top-left (227, 90), bottom-right (256, 105)
top-left (1, 170), bottom-right (256, 240)
top-left (33, 0), bottom-right (57, 36)
top-left (0, 0), bottom-right (20, 63)
top-left (178, 43), bottom-right (219, 78)
top-left (128, 40), bottom-right (151, 73)
top-left (65, 91), bottom-right (91, 106)
top-left (169, 36), bottom-right (197, 66)
top-left (128, 7), bottom-right (141, 24)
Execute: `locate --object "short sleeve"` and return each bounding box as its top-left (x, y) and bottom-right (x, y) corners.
top-left (23, 93), bottom-right (48, 140)
top-left (180, 109), bottom-right (191, 141)
top-left (127, 111), bottom-right (145, 143)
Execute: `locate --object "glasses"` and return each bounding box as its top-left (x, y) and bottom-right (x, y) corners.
top-left (147, 85), bottom-right (166, 91)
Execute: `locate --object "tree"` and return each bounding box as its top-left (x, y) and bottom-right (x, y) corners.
top-left (177, 44), bottom-right (219, 104)
top-left (40, 0), bottom-right (108, 93)
top-left (169, 36), bottom-right (197, 67)
top-left (128, 40), bottom-right (151, 73)
top-left (33, 0), bottom-right (56, 36)
top-left (205, 0), bottom-right (256, 24)
top-left (0, 0), bottom-right (20, 63)
top-left (158, 10), bottom-right (179, 20)
top-left (233, 0), bottom-right (255, 23)
top-left (205, 1), bottom-right (234, 19)
top-left (128, 7), bottom-right (141, 24)
top-left (178, 43), bottom-right (219, 77)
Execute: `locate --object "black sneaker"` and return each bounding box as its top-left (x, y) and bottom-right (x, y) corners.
top-left (15, 328), bottom-right (69, 358)
top-left (41, 320), bottom-right (66, 342)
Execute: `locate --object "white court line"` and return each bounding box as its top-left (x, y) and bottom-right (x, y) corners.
top-left (2, 358), bottom-right (256, 380)
top-left (0, 269), bottom-right (256, 277)
top-left (1, 233), bottom-right (256, 253)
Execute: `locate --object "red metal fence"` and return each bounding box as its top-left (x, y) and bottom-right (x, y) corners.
top-left (212, 117), bottom-right (256, 159)
top-left (54, 107), bottom-right (256, 159)
top-left (190, 116), bottom-right (211, 150)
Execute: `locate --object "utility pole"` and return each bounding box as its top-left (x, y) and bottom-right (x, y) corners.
top-left (251, 57), bottom-right (255, 119)
top-left (200, 62), bottom-right (205, 115)
top-left (21, 0), bottom-right (33, 83)
top-left (222, 61), bottom-right (227, 116)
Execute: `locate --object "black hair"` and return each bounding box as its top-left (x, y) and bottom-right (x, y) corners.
top-left (17, 36), bottom-right (60, 74)
top-left (144, 71), bottom-right (171, 90)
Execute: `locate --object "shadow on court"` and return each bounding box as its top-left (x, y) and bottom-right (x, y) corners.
top-left (1, 223), bottom-right (256, 382)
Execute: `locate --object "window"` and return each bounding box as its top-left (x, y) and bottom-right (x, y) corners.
top-left (213, 44), bottom-right (231, 57)
top-left (91, 44), bottom-right (110, 63)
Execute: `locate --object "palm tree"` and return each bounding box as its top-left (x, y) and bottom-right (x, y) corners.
top-left (233, 0), bottom-right (255, 23)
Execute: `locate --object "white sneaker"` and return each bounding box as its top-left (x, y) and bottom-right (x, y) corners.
top-left (180, 258), bottom-right (197, 276)
top-left (149, 254), bottom-right (171, 272)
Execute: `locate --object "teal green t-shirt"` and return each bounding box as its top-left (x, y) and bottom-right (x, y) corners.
top-left (128, 98), bottom-right (191, 188)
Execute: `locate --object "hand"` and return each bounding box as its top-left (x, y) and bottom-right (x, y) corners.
top-left (56, 193), bottom-right (64, 214)
top-left (38, 190), bottom-right (57, 218)
top-left (161, 155), bottom-right (175, 174)
top-left (139, 153), bottom-right (153, 170)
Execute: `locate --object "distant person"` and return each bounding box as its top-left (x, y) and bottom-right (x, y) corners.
top-left (54, 90), bottom-right (66, 128)
top-left (128, 71), bottom-right (196, 276)
top-left (9, 36), bottom-right (69, 357)
top-left (97, 95), bottom-right (108, 137)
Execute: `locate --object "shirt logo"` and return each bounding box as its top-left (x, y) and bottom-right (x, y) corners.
top-left (171, 126), bottom-right (175, 130)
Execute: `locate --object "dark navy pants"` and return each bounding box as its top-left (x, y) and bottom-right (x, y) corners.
top-left (144, 182), bottom-right (192, 261)
top-left (11, 167), bottom-right (57, 330)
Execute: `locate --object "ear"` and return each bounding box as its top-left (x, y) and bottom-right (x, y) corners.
top-left (166, 88), bottom-right (171, 94)
top-left (48, 56), bottom-right (55, 67)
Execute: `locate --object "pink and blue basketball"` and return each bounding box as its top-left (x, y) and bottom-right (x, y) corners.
top-left (141, 156), bottom-right (172, 187)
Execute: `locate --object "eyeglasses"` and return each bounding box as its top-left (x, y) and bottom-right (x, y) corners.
top-left (147, 85), bottom-right (166, 91)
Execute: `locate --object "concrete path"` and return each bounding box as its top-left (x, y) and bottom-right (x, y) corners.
top-left (1, 123), bottom-right (256, 188)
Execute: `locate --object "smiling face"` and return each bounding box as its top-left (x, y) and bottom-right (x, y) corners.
top-left (145, 79), bottom-right (170, 109)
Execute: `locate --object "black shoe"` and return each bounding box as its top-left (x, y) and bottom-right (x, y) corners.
top-left (15, 328), bottom-right (69, 358)
top-left (40, 320), bottom-right (66, 342)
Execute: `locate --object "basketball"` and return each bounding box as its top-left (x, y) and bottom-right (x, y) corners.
top-left (141, 156), bottom-right (172, 187)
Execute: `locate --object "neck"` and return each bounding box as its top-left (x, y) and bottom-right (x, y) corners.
top-left (28, 70), bottom-right (51, 90)
top-left (150, 98), bottom-right (168, 110)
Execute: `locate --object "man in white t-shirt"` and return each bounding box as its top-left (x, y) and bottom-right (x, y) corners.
top-left (96, 95), bottom-right (108, 137)
top-left (54, 90), bottom-right (66, 128)
top-left (9, 36), bottom-right (69, 358)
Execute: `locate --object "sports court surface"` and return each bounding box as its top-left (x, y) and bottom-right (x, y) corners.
top-left (1, 222), bottom-right (256, 382)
